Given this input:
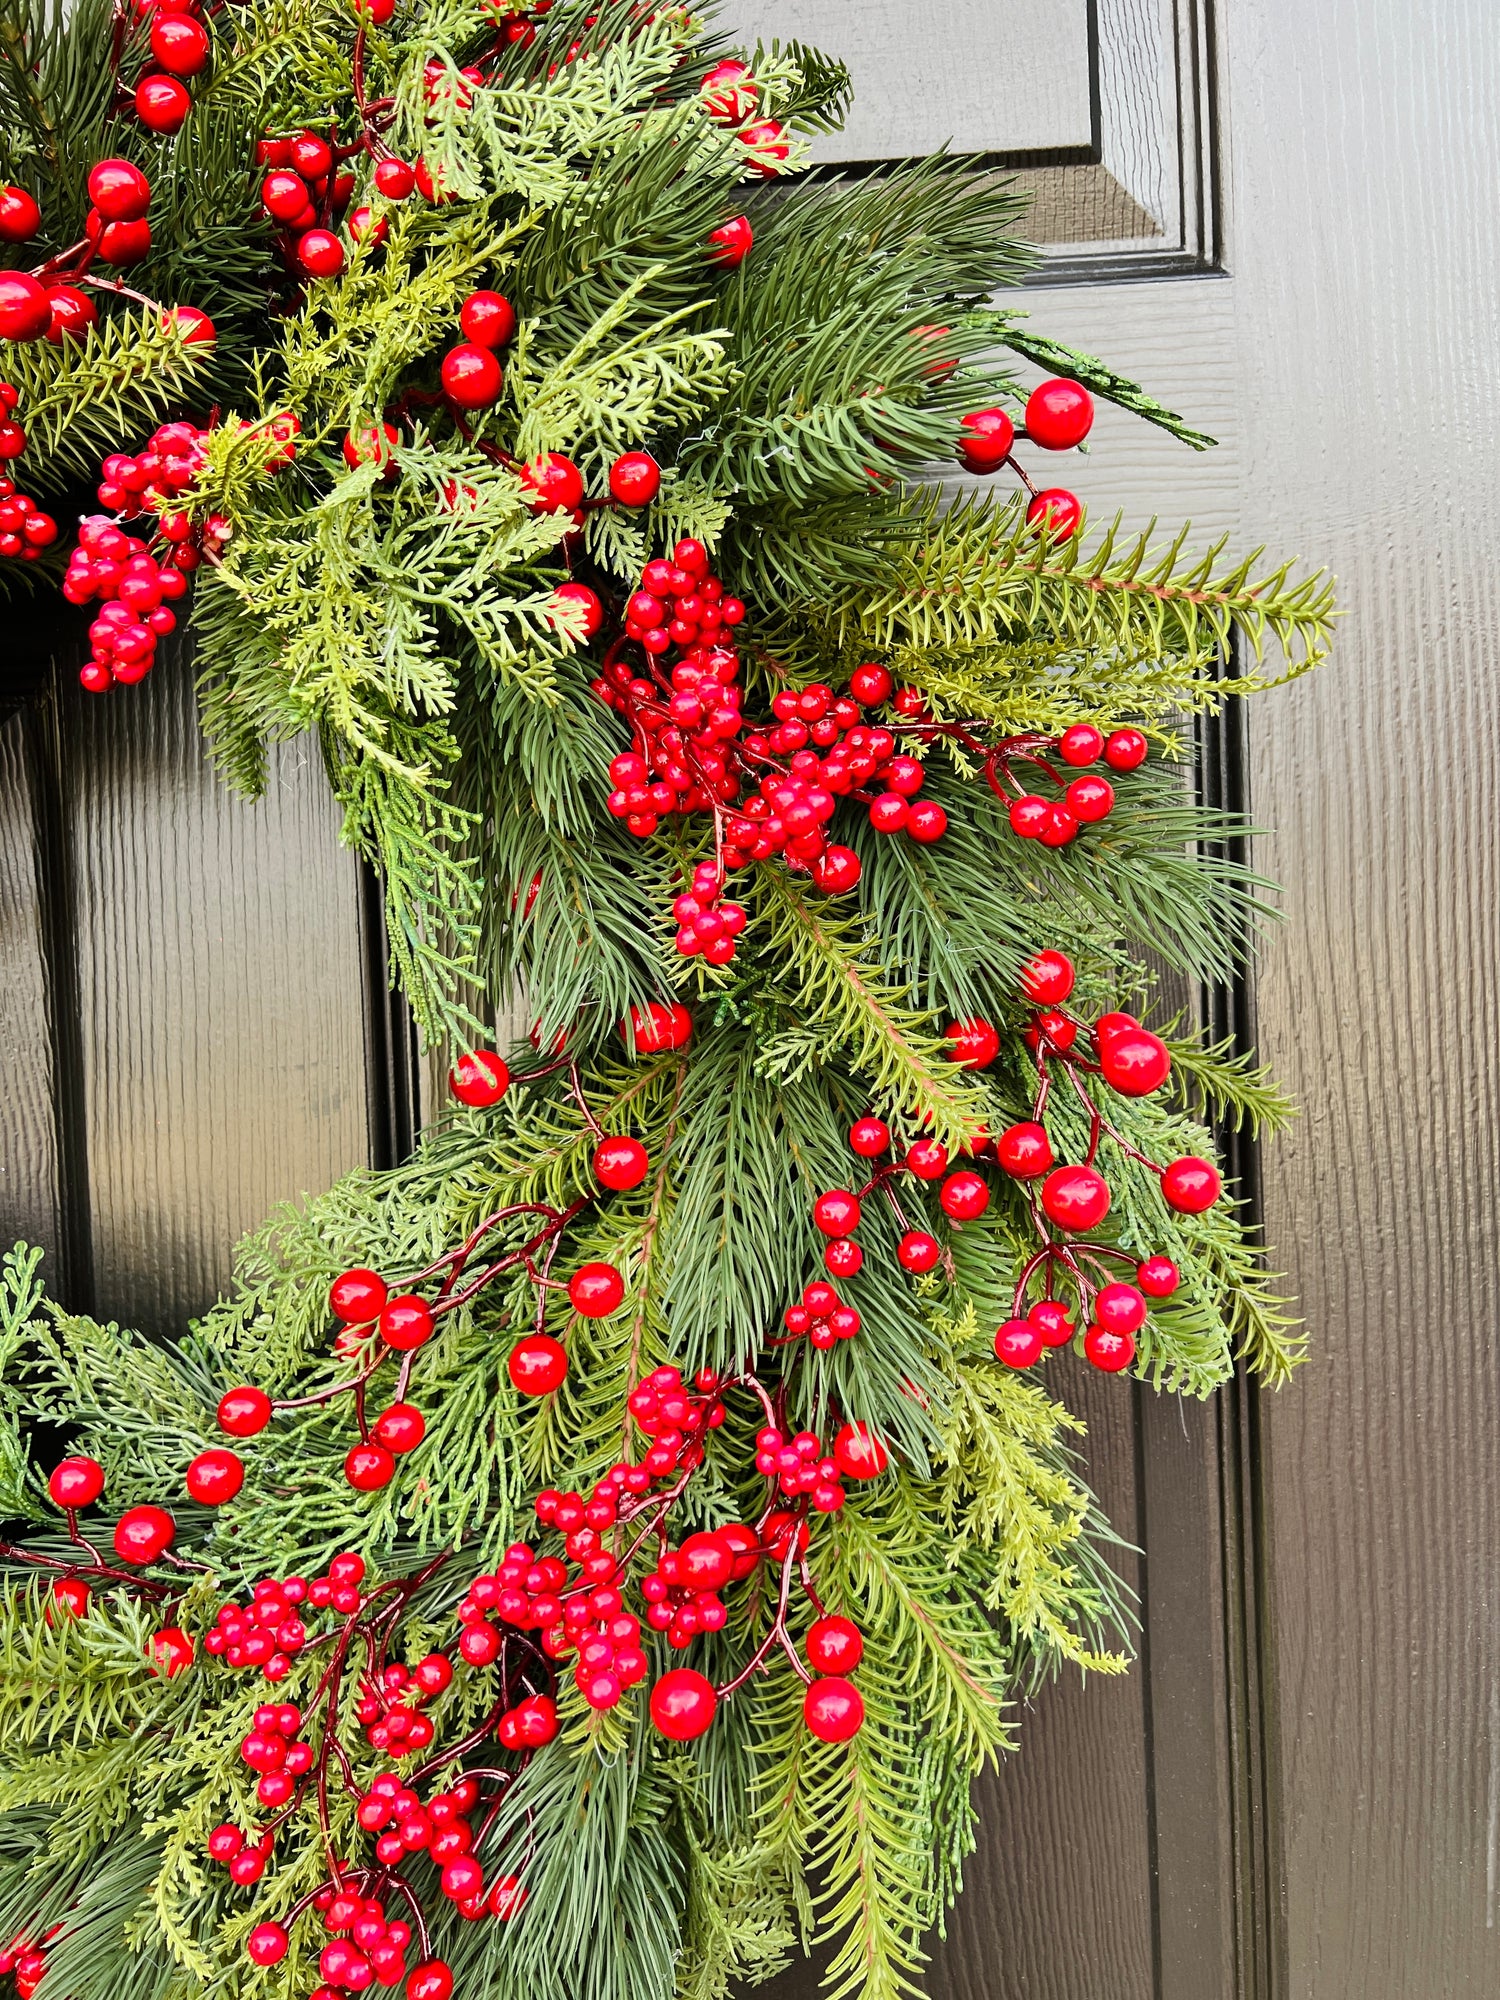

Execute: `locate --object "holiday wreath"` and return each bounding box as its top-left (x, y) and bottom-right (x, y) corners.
top-left (0, 0), bottom-right (1332, 1995)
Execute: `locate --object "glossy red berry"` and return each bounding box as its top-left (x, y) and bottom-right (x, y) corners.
top-left (1008, 795), bottom-right (1051, 840)
top-left (247, 1922), bottom-right (289, 1967)
top-left (146, 1624), bottom-right (194, 1678)
top-left (507, 1334), bottom-right (568, 1395)
top-left (207, 1824), bottom-right (244, 1861)
top-left (1025, 378), bottom-right (1094, 450)
top-left (849, 1116), bottom-right (890, 1157)
top-left (218, 1385), bottom-right (272, 1437)
top-left (594, 1135), bottom-right (650, 1190)
top-left (50, 1577), bottom-right (91, 1619)
top-left (1026, 488), bottom-right (1082, 539)
top-left (0, 273), bottom-right (51, 342)
top-left (609, 451), bottom-right (661, 506)
top-left (374, 157), bottom-right (416, 199)
top-left (896, 1230), bottom-right (941, 1273)
top-left (811, 844), bottom-right (861, 893)
top-left (1040, 1164), bottom-right (1111, 1232)
top-left (151, 13), bottom-right (209, 73)
top-left (331, 1267), bottom-right (388, 1322)
top-left (186, 1448), bottom-right (244, 1506)
top-left (813, 1189), bottom-right (861, 1238)
top-left (621, 1003), bottom-right (693, 1052)
top-left (88, 159), bottom-right (151, 222)
top-left (1161, 1156), bottom-right (1222, 1213)
top-left (1065, 774), bottom-right (1115, 823)
top-left (1057, 724), bottom-right (1104, 766)
top-left (1137, 1255), bottom-right (1180, 1297)
top-left (519, 452), bottom-right (585, 513)
top-left (824, 1238), bottom-right (863, 1278)
top-left (1098, 1026), bottom-right (1170, 1097)
top-left (804, 1676), bottom-right (864, 1742)
top-left (372, 1402), bottom-right (426, 1452)
top-left (995, 1317), bottom-right (1044, 1368)
top-left (1094, 1282), bottom-right (1147, 1334)
top-left (569, 1262), bottom-right (625, 1318)
top-left (708, 214), bottom-right (753, 265)
top-left (1028, 1298), bottom-right (1075, 1347)
top-left (939, 1170), bottom-right (989, 1221)
top-left (136, 74), bottom-right (192, 134)
top-left (807, 1615), bottom-right (863, 1673)
top-left (905, 1138), bottom-right (948, 1181)
top-left (957, 407), bottom-right (1015, 473)
top-left (114, 1505), bottom-right (175, 1565)
top-left (407, 1964), bottom-right (455, 2000)
top-left (95, 216), bottom-right (151, 266)
top-left (459, 289), bottom-right (517, 347)
top-left (1093, 1010), bottom-right (1140, 1049)
top-left (345, 1441), bottom-right (396, 1491)
top-left (0, 184), bottom-right (40, 242)
top-left (1103, 728), bottom-right (1149, 771)
top-left (378, 1295), bottom-right (434, 1350)
top-left (49, 1456), bottom-right (105, 1508)
top-left (849, 662), bottom-right (893, 705)
top-left (343, 420), bottom-right (398, 470)
top-left (944, 1017), bottom-right (999, 1068)
top-left (296, 228), bottom-right (345, 278)
top-left (906, 799), bottom-right (948, 843)
top-left (1020, 947), bottom-right (1075, 1004)
top-left (649, 1667), bottom-right (717, 1740)
top-left (441, 342), bottom-right (503, 409)
top-left (833, 1421), bottom-right (888, 1480)
top-left (448, 1049), bottom-right (509, 1106)
top-left (996, 1121), bottom-right (1053, 1179)
top-left (1084, 1323), bottom-right (1136, 1373)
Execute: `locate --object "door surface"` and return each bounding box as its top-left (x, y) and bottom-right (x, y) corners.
top-left (2, 4), bottom-right (1496, 1997)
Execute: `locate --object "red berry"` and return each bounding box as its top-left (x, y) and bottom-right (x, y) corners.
top-left (348, 205), bottom-right (387, 246)
top-left (848, 662), bottom-right (892, 705)
top-left (994, 1317), bottom-right (1043, 1368)
top-left (1025, 378), bottom-right (1094, 450)
top-left (1095, 1282), bottom-right (1147, 1334)
top-left (1040, 1164), bottom-right (1111, 1232)
top-left (1008, 795), bottom-right (1051, 840)
top-left (1026, 488), bottom-right (1082, 539)
top-left (896, 1230), bottom-right (940, 1274)
top-left (824, 1238), bottom-right (863, 1278)
top-left (0, 184), bottom-right (40, 242)
top-left (1098, 1026), bottom-right (1170, 1097)
top-left (996, 1121), bottom-right (1053, 1179)
top-left (1093, 1010), bottom-right (1140, 1049)
top-left (491, 1875), bottom-right (528, 1919)
top-left (50, 1577), bottom-right (91, 1619)
top-left (939, 1170), bottom-right (989, 1221)
top-left (1084, 1323), bottom-right (1136, 1373)
top-left (804, 1676), bottom-right (864, 1742)
top-left (151, 13), bottom-right (209, 74)
top-left (1020, 948), bottom-right (1075, 1005)
top-left (0, 273), bottom-right (51, 342)
top-left (868, 793), bottom-right (908, 833)
top-left (833, 1421), bottom-right (887, 1480)
top-left (568, 1262), bottom-right (625, 1318)
top-left (345, 1441), bottom-right (396, 1491)
top-left (649, 1667), bottom-right (717, 1740)
top-left (957, 407), bottom-right (1015, 473)
top-left (1161, 1156), bottom-right (1222, 1214)
top-left (1037, 802), bottom-right (1079, 847)
top-left (95, 216), bottom-right (150, 266)
top-left (507, 1334), bottom-right (568, 1395)
top-left (113, 1505), bottom-right (175, 1564)
top-left (296, 228), bottom-right (345, 278)
top-left (1065, 774), bottom-right (1115, 823)
top-left (460, 289), bottom-right (517, 347)
top-left (372, 1402), bottom-right (426, 1452)
top-left (374, 158), bottom-right (415, 199)
top-left (813, 1189), bottom-right (861, 1238)
top-left (738, 118), bottom-right (788, 173)
top-left (448, 1049), bottom-right (509, 1106)
top-left (378, 1295), bottom-right (434, 1350)
top-left (247, 1922), bottom-right (289, 1967)
top-left (407, 1963), bottom-right (455, 2000)
top-left (519, 452), bottom-right (584, 513)
top-left (88, 159), bottom-right (151, 222)
top-left (594, 1135), bottom-right (649, 1190)
top-left (906, 799), bottom-right (948, 843)
top-left (149, 1626), bottom-right (195, 1676)
top-left (1028, 1298), bottom-right (1075, 1347)
top-left (944, 1017), bottom-right (998, 1068)
top-left (343, 420), bottom-right (398, 470)
top-left (620, 1002), bottom-right (692, 1052)
top-left (218, 1385), bottom-right (272, 1437)
top-left (905, 1138), bottom-right (948, 1181)
top-left (707, 214), bottom-right (753, 266)
top-left (1104, 728), bottom-right (1149, 771)
top-left (40, 285), bottom-right (93, 343)
top-left (1137, 1255), bottom-right (1179, 1298)
top-left (700, 57), bottom-right (754, 122)
top-left (811, 844), bottom-right (861, 893)
top-left (207, 1824), bottom-right (244, 1862)
top-left (849, 1116), bottom-right (889, 1157)
top-left (1057, 724), bottom-right (1104, 766)
top-left (609, 451), bottom-right (661, 506)
top-left (441, 342), bottom-right (503, 409)
top-left (136, 73), bottom-right (191, 133)
top-left (807, 1615), bottom-right (863, 1674)
top-left (331, 1267), bottom-right (388, 1322)
top-left (186, 1448), bottom-right (244, 1506)
top-left (48, 1456), bottom-right (104, 1508)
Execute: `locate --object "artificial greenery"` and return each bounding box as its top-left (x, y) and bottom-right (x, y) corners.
top-left (0, 0), bottom-right (1330, 1994)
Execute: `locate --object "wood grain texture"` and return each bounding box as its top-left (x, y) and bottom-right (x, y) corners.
top-left (0, 711), bottom-right (60, 1266)
top-left (1226, 1), bottom-right (1500, 1992)
top-left (64, 651), bottom-right (371, 1331)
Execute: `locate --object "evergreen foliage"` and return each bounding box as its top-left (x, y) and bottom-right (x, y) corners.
top-left (0, 0), bottom-right (1330, 1994)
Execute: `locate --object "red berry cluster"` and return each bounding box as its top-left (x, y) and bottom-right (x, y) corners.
top-left (238, 1701), bottom-right (314, 1808)
top-left (642, 1529), bottom-right (753, 1650)
top-left (1004, 724), bottom-right (1147, 848)
top-left (203, 1552), bottom-right (367, 1679)
top-left (957, 375), bottom-right (1098, 543)
top-left (355, 1652), bottom-right (451, 1754)
top-left (0, 1929), bottom-right (57, 1998)
top-left (0, 481), bottom-right (56, 565)
top-left (625, 1362), bottom-right (726, 1469)
top-left (781, 1279), bottom-right (861, 1350)
top-left (752, 1426), bottom-right (847, 1512)
top-left (207, 1819), bottom-right (276, 1887)
top-left (696, 58), bottom-right (789, 174)
top-left (560, 1581), bottom-right (649, 1706)
top-left (258, 131), bottom-right (356, 279)
top-left (360, 1771), bottom-right (491, 1908)
top-left (66, 515), bottom-right (194, 690)
top-left (439, 286), bottom-right (517, 411)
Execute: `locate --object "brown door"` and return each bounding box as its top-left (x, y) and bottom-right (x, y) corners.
top-left (3, 1), bottom-right (1495, 1995)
